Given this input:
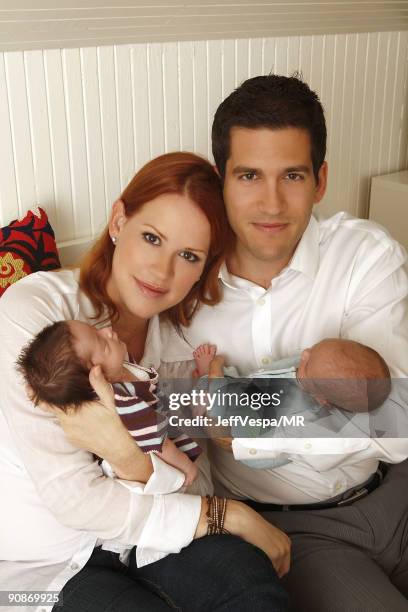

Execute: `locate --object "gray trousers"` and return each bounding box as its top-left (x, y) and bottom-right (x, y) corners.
top-left (262, 460), bottom-right (408, 612)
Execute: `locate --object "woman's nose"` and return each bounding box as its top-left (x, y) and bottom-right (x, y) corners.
top-left (151, 254), bottom-right (174, 281)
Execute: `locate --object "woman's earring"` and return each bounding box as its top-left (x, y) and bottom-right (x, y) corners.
top-left (111, 236), bottom-right (117, 245)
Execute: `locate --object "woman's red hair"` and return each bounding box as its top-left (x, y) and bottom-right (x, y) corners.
top-left (80, 152), bottom-right (230, 328)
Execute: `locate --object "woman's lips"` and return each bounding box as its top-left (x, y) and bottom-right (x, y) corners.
top-left (252, 222), bottom-right (288, 234)
top-left (135, 278), bottom-right (168, 298)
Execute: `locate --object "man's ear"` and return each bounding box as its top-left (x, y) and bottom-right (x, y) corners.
top-left (108, 199), bottom-right (127, 238)
top-left (314, 161), bottom-right (328, 204)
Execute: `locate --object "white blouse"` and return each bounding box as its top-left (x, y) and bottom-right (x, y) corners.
top-left (0, 269), bottom-right (209, 612)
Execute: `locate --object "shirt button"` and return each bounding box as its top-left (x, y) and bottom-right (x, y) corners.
top-left (71, 562), bottom-right (79, 571)
top-left (304, 442), bottom-right (312, 449)
top-left (262, 357), bottom-right (270, 365)
top-left (249, 448), bottom-right (258, 455)
top-left (257, 298), bottom-right (266, 306)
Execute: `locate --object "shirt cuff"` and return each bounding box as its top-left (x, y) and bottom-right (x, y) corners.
top-left (101, 453), bottom-right (185, 494)
top-left (136, 493), bottom-right (201, 567)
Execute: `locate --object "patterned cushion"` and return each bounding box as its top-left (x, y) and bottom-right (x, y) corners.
top-left (0, 207), bottom-right (60, 296)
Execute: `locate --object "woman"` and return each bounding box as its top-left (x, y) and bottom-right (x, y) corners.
top-left (0, 153), bottom-right (289, 611)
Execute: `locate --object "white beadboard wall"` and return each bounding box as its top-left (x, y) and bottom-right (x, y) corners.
top-left (0, 31), bottom-right (408, 254)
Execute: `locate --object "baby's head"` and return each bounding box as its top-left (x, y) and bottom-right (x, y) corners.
top-left (297, 338), bottom-right (391, 412)
top-left (17, 320), bottom-right (127, 409)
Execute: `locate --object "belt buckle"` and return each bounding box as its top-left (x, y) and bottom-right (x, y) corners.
top-left (337, 487), bottom-right (368, 507)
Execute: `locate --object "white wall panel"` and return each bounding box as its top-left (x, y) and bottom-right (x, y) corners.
top-left (115, 44), bottom-right (136, 190)
top-left (162, 42), bottom-right (180, 153)
top-left (0, 31), bottom-right (407, 250)
top-left (43, 49), bottom-right (74, 239)
top-left (5, 52), bottom-right (37, 216)
top-left (178, 41), bottom-right (194, 152)
top-left (24, 51), bottom-right (54, 218)
top-left (63, 48), bottom-right (91, 240)
top-left (131, 44), bottom-right (151, 169)
top-left (192, 41), bottom-right (208, 156)
top-left (0, 54), bottom-right (18, 226)
top-left (81, 47), bottom-right (106, 236)
top-left (97, 46), bottom-right (121, 216)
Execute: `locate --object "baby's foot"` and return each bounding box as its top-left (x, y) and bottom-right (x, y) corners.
top-left (193, 343), bottom-right (217, 377)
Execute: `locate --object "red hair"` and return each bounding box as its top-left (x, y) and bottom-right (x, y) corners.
top-left (80, 152), bottom-right (230, 328)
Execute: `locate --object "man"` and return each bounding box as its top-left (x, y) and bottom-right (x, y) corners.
top-left (162, 75), bottom-right (408, 611)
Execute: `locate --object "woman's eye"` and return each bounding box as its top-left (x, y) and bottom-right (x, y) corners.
top-left (142, 232), bottom-right (161, 245)
top-left (180, 251), bottom-right (199, 263)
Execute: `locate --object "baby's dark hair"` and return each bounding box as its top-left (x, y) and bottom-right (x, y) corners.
top-left (16, 321), bottom-right (96, 410)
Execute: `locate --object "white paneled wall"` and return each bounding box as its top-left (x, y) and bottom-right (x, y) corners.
top-left (0, 31), bottom-right (408, 250)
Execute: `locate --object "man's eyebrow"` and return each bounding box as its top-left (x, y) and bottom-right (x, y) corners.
top-left (231, 166), bottom-right (261, 175)
top-left (231, 165), bottom-right (312, 175)
top-left (285, 165), bottom-right (311, 173)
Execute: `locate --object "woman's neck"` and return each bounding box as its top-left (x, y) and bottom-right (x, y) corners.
top-left (106, 277), bottom-right (149, 362)
top-left (112, 314), bottom-right (149, 364)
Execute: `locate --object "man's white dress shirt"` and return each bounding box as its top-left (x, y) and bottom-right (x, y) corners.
top-left (0, 269), bottom-right (210, 612)
top-left (160, 212), bottom-right (408, 504)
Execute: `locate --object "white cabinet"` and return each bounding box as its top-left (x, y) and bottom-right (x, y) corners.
top-left (369, 170), bottom-right (408, 250)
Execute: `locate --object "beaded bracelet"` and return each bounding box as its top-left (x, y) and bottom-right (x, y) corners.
top-left (206, 495), bottom-right (230, 535)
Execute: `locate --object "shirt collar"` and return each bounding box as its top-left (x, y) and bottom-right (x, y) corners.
top-left (219, 213), bottom-right (320, 287)
top-left (287, 214), bottom-right (320, 280)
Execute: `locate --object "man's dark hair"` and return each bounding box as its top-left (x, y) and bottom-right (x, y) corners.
top-left (212, 73), bottom-right (327, 183)
top-left (16, 321), bottom-right (96, 410)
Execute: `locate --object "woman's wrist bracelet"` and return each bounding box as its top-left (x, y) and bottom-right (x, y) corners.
top-left (206, 495), bottom-right (230, 535)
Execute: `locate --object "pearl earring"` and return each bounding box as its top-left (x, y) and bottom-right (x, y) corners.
top-left (111, 236), bottom-right (117, 245)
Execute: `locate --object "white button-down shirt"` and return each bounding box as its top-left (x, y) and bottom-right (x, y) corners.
top-left (160, 212), bottom-right (408, 504)
top-left (0, 269), bottom-right (209, 612)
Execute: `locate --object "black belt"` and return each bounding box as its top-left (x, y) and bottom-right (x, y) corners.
top-left (243, 462), bottom-right (388, 512)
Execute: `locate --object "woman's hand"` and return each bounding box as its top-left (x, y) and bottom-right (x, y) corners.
top-left (211, 436), bottom-right (233, 452)
top-left (40, 366), bottom-right (153, 482)
top-left (195, 497), bottom-right (291, 578)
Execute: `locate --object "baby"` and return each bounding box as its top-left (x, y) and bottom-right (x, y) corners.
top-left (192, 339), bottom-right (391, 467)
top-left (17, 320), bottom-right (201, 485)
top-left (194, 338), bottom-right (391, 413)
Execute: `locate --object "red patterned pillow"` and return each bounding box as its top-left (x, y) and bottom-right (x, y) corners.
top-left (0, 207), bottom-right (61, 297)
